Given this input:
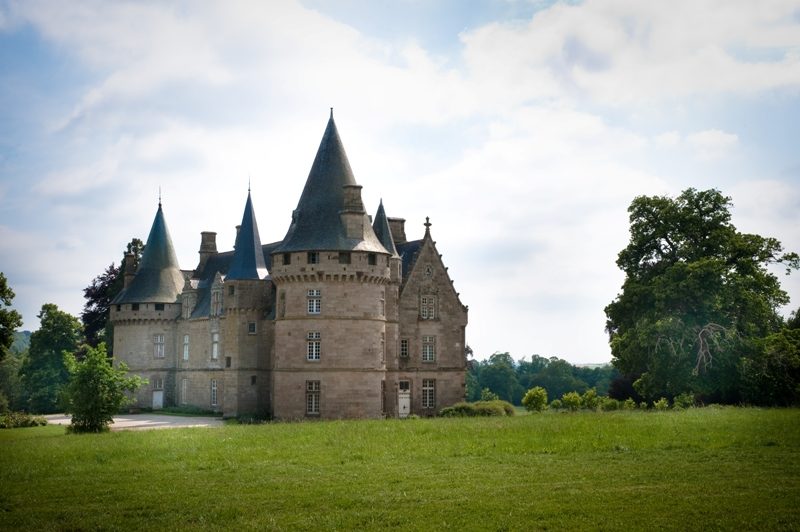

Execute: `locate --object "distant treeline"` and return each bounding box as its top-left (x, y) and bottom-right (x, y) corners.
top-left (466, 351), bottom-right (617, 405)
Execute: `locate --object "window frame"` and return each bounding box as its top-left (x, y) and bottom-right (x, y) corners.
top-left (400, 339), bottom-right (409, 358)
top-left (307, 289), bottom-right (321, 315)
top-left (422, 335), bottom-right (436, 362)
top-left (210, 379), bottom-right (218, 406)
top-left (182, 334), bottom-right (189, 361)
top-left (420, 295), bottom-right (436, 320)
top-left (307, 251), bottom-right (319, 264)
top-left (306, 331), bottom-right (321, 361)
top-left (153, 334), bottom-right (165, 359)
top-left (211, 332), bottom-right (219, 360)
top-left (306, 380), bottom-right (320, 415)
top-left (422, 379), bottom-right (436, 409)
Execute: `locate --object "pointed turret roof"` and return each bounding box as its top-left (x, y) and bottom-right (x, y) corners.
top-left (113, 202), bottom-right (184, 304)
top-left (226, 191), bottom-right (268, 280)
top-left (276, 112), bottom-right (387, 253)
top-left (372, 200), bottom-right (399, 258)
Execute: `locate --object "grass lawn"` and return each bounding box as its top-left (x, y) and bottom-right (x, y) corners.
top-left (1, 408), bottom-right (798, 530)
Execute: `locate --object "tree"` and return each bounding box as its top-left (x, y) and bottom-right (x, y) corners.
top-left (0, 273), bottom-right (23, 362)
top-left (605, 188), bottom-right (799, 403)
top-left (20, 304), bottom-right (83, 413)
top-left (522, 386), bottom-right (548, 412)
top-left (63, 343), bottom-right (144, 433)
top-left (479, 352), bottom-right (519, 403)
top-left (82, 238), bottom-right (143, 348)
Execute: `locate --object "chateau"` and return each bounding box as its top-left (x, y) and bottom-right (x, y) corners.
top-left (110, 113), bottom-right (468, 419)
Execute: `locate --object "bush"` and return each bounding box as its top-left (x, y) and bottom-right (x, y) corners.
top-left (673, 392), bottom-right (695, 409)
top-left (550, 399), bottom-right (563, 410)
top-left (561, 391), bottom-right (583, 411)
top-left (0, 411), bottom-right (48, 429)
top-left (480, 388), bottom-right (500, 401)
top-left (639, 401), bottom-right (649, 410)
top-left (582, 388), bottom-right (599, 410)
top-left (599, 397), bottom-right (619, 411)
top-left (653, 397), bottom-right (670, 411)
top-left (439, 400), bottom-right (514, 417)
top-left (522, 386), bottom-right (548, 412)
top-left (623, 398), bottom-right (637, 410)
top-left (62, 343), bottom-right (145, 433)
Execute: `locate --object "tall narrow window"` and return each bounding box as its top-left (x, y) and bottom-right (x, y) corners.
top-left (248, 322), bottom-right (257, 335)
top-left (420, 296), bottom-right (436, 319)
top-left (210, 379), bottom-right (218, 406)
top-left (211, 332), bottom-right (219, 360)
top-left (422, 379), bottom-right (436, 409)
top-left (379, 289), bottom-right (385, 316)
top-left (306, 380), bottom-right (320, 415)
top-left (307, 289), bottom-right (321, 314)
top-left (380, 332), bottom-right (385, 364)
top-left (153, 334), bottom-right (165, 358)
top-left (422, 335), bottom-right (436, 362)
top-left (211, 290), bottom-right (222, 316)
top-left (283, 252), bottom-right (292, 265)
top-left (400, 339), bottom-right (409, 358)
top-left (181, 378), bottom-right (188, 404)
top-left (183, 334), bottom-right (189, 361)
top-left (307, 332), bottom-right (321, 361)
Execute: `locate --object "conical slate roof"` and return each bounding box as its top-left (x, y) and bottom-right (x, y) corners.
top-left (114, 203), bottom-right (184, 304)
top-left (372, 200), bottom-right (399, 258)
top-left (276, 112), bottom-right (387, 254)
top-left (226, 191), bottom-right (268, 280)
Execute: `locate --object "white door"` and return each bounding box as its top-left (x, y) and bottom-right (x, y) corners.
top-left (398, 380), bottom-right (411, 418)
top-left (152, 390), bottom-right (164, 409)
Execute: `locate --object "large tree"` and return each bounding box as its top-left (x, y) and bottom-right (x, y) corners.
top-left (0, 273), bottom-right (23, 362)
top-left (82, 238), bottom-right (143, 347)
top-left (605, 188), bottom-right (798, 403)
top-left (20, 304), bottom-right (83, 413)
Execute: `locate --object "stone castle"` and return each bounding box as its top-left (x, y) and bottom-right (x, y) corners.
top-left (110, 113), bottom-right (468, 419)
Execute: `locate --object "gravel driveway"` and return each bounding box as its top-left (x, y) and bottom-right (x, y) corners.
top-left (44, 413), bottom-right (224, 430)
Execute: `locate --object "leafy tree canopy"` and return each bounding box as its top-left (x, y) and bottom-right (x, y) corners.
top-left (0, 273), bottom-right (23, 362)
top-left (605, 188), bottom-right (799, 403)
top-left (20, 304), bottom-right (83, 413)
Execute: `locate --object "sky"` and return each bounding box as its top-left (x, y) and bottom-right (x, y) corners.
top-left (0, 0), bottom-right (799, 364)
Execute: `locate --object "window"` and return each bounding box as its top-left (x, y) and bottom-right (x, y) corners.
top-left (422, 379), bottom-right (436, 409)
top-left (368, 253), bottom-right (377, 265)
top-left (116, 305), bottom-right (121, 312)
top-left (306, 380), bottom-right (320, 415)
top-left (154, 303), bottom-right (165, 311)
top-left (211, 290), bottom-right (222, 316)
top-left (225, 356), bottom-right (232, 368)
top-left (379, 289), bottom-right (385, 316)
top-left (307, 332), bottom-right (321, 361)
top-left (181, 378), bottom-right (188, 404)
top-left (251, 375), bottom-right (257, 386)
top-left (153, 334), bottom-right (165, 358)
top-left (228, 285), bottom-right (235, 296)
top-left (248, 322), bottom-right (257, 334)
top-left (380, 332), bottom-right (385, 363)
top-left (210, 379), bottom-right (218, 406)
top-left (400, 339), bottom-right (409, 358)
top-left (183, 295), bottom-right (192, 319)
top-left (399, 380), bottom-right (410, 392)
top-left (183, 335), bottom-right (189, 360)
top-left (307, 289), bottom-right (321, 314)
top-left (420, 296), bottom-right (436, 320)
top-left (279, 291), bottom-right (286, 318)
top-left (338, 252), bottom-right (351, 264)
top-left (307, 251), bottom-right (319, 264)
top-left (283, 252), bottom-right (291, 265)
top-left (422, 335), bottom-right (436, 362)
top-left (152, 377), bottom-right (164, 390)
top-left (211, 332), bottom-right (219, 359)
top-left (132, 303), bottom-right (139, 311)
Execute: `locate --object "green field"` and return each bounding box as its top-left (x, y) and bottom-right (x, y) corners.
top-left (1, 408), bottom-right (798, 530)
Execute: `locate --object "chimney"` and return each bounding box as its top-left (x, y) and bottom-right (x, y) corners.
top-left (196, 231), bottom-right (218, 276)
top-left (340, 184), bottom-right (366, 239)
top-left (388, 217), bottom-right (406, 245)
top-left (123, 252), bottom-right (136, 288)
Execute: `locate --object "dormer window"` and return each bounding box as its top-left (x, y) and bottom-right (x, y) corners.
top-left (307, 252), bottom-right (319, 264)
top-left (283, 253), bottom-right (292, 265)
top-left (338, 252), bottom-right (351, 264)
top-left (155, 303), bottom-right (165, 311)
top-left (368, 253), bottom-right (377, 265)
top-left (211, 290), bottom-right (222, 316)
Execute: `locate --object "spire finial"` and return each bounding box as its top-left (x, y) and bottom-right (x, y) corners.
top-left (158, 186), bottom-right (162, 208)
top-left (330, 107), bottom-right (333, 119)
top-left (424, 216), bottom-right (431, 234)
top-left (248, 175), bottom-right (251, 193)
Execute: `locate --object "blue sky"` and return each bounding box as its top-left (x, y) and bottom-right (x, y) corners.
top-left (1, 0), bottom-right (799, 363)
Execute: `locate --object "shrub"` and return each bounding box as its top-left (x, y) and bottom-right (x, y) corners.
top-left (561, 391), bottom-right (583, 411)
top-left (653, 397), bottom-right (670, 411)
top-left (622, 398), bottom-right (637, 410)
top-left (439, 400), bottom-right (514, 417)
top-left (582, 388), bottom-right (599, 410)
top-left (522, 386), bottom-right (548, 412)
top-left (480, 388), bottom-right (500, 401)
top-left (550, 399), bottom-right (563, 410)
top-left (0, 411), bottom-right (48, 429)
top-left (639, 401), bottom-right (649, 410)
top-left (599, 397), bottom-right (619, 411)
top-left (673, 392), bottom-right (695, 409)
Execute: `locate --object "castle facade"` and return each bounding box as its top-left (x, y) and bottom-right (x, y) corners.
top-left (110, 114), bottom-right (468, 419)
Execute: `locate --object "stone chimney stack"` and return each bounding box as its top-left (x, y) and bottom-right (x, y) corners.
top-left (196, 231), bottom-right (218, 275)
top-left (388, 217), bottom-right (407, 245)
top-left (340, 184), bottom-right (366, 239)
top-left (123, 252), bottom-right (136, 288)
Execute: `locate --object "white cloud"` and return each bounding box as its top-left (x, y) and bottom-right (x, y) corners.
top-left (686, 129), bottom-right (739, 160)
